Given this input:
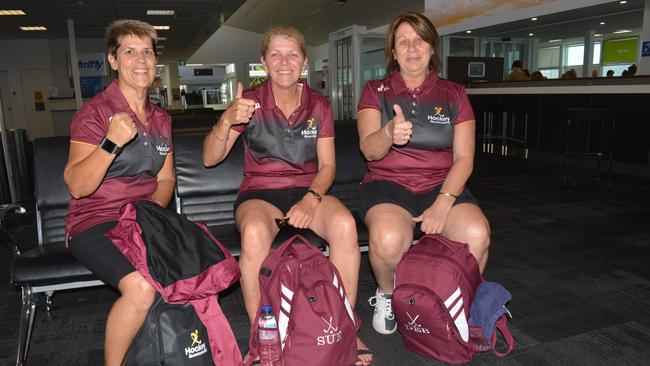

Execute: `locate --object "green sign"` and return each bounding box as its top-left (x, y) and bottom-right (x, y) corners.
top-left (178, 60), bottom-right (186, 66)
top-left (602, 37), bottom-right (638, 63)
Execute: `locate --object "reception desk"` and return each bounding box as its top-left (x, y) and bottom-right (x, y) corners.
top-left (466, 76), bottom-right (650, 166)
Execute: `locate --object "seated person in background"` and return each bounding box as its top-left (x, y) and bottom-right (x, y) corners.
top-left (591, 69), bottom-right (599, 78)
top-left (202, 26), bottom-right (372, 366)
top-left (356, 12), bottom-right (490, 335)
top-left (561, 68), bottom-right (577, 79)
top-left (523, 68), bottom-right (531, 78)
top-left (606, 69), bottom-right (615, 77)
top-left (622, 70), bottom-right (629, 77)
top-left (505, 60), bottom-right (529, 81)
top-left (530, 71), bottom-right (546, 81)
top-left (64, 20), bottom-right (175, 366)
top-left (624, 64), bottom-right (637, 77)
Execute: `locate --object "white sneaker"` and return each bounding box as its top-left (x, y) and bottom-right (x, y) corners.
top-left (368, 288), bottom-right (397, 334)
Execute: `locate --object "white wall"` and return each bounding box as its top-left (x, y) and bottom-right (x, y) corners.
top-left (0, 38), bottom-right (109, 139)
top-left (188, 25), bottom-right (265, 88)
top-left (0, 40), bottom-right (51, 134)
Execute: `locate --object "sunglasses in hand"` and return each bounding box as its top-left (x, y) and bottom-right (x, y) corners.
top-left (275, 217), bottom-right (289, 229)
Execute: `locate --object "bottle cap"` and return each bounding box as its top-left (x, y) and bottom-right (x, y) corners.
top-left (262, 305), bottom-right (272, 313)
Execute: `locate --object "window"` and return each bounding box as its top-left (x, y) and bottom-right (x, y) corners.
top-left (593, 42), bottom-right (601, 65)
top-left (566, 44), bottom-right (584, 66)
top-left (538, 46), bottom-right (560, 68)
top-left (450, 37), bottom-right (475, 57)
top-left (540, 69), bottom-right (559, 79)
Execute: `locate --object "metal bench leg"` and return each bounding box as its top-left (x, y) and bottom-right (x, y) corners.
top-left (16, 285), bottom-right (36, 366)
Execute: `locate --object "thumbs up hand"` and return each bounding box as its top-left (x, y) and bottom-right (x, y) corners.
top-left (386, 104), bottom-right (413, 146)
top-left (222, 82), bottom-right (256, 127)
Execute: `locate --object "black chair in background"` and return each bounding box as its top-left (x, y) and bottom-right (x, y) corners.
top-left (7, 136), bottom-right (102, 366)
top-left (480, 104), bottom-right (528, 158)
top-left (563, 108), bottom-right (616, 185)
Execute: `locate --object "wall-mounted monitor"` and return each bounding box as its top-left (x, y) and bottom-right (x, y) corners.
top-left (447, 57), bottom-right (504, 86)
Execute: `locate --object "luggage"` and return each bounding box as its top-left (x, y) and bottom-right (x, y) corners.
top-left (124, 294), bottom-right (217, 365)
top-left (108, 200), bottom-right (242, 365)
top-left (393, 234), bottom-right (514, 364)
top-left (245, 234), bottom-right (359, 366)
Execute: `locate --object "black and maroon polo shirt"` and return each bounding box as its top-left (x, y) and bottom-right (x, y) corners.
top-left (232, 79), bottom-right (334, 194)
top-left (65, 80), bottom-right (173, 237)
top-left (357, 71), bottom-right (475, 194)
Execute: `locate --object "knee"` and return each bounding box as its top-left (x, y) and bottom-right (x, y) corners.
top-left (239, 220), bottom-right (273, 259)
top-left (464, 220), bottom-right (490, 256)
top-left (326, 211), bottom-right (357, 244)
top-left (121, 276), bottom-right (156, 312)
top-left (370, 228), bottom-right (409, 261)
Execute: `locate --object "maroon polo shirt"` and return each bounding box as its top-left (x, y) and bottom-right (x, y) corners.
top-left (357, 71), bottom-right (475, 194)
top-left (232, 79), bottom-right (334, 194)
top-left (65, 80), bottom-right (173, 237)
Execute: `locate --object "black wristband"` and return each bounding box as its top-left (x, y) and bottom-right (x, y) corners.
top-left (306, 189), bottom-right (322, 203)
top-left (100, 137), bottom-right (123, 155)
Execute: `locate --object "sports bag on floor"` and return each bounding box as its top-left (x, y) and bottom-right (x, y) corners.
top-left (245, 234), bottom-right (360, 366)
top-left (108, 200), bottom-right (242, 366)
top-left (393, 234), bottom-right (484, 364)
top-left (124, 294), bottom-right (219, 365)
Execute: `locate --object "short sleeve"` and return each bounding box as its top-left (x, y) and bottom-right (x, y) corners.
top-left (357, 81), bottom-right (381, 113)
top-left (454, 87), bottom-right (475, 125)
top-left (318, 100), bottom-right (334, 138)
top-left (69, 103), bottom-right (107, 145)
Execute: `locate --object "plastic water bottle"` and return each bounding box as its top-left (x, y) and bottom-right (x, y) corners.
top-left (258, 305), bottom-right (281, 366)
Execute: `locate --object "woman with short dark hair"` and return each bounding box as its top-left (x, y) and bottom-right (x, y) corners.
top-left (64, 19), bottom-right (174, 365)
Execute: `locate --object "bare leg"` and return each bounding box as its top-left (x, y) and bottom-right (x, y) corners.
top-left (235, 200), bottom-right (282, 325)
top-left (309, 196), bottom-right (370, 365)
top-left (442, 203), bottom-right (491, 272)
top-left (105, 271), bottom-right (156, 366)
top-left (364, 203), bottom-right (414, 294)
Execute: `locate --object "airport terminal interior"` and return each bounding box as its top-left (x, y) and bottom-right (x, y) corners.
top-left (1, 0), bottom-right (650, 365)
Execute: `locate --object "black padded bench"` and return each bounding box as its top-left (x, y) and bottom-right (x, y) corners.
top-left (172, 120), bottom-right (370, 255)
top-left (7, 120), bottom-right (371, 365)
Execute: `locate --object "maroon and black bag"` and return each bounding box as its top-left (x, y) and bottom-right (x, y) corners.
top-left (245, 234), bottom-right (360, 366)
top-left (393, 234), bottom-right (486, 364)
top-left (107, 200), bottom-right (242, 365)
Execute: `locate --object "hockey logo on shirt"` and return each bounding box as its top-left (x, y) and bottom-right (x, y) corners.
top-left (155, 136), bottom-right (171, 155)
top-left (427, 106), bottom-right (451, 125)
top-left (316, 316), bottom-right (343, 346)
top-left (301, 117), bottom-right (318, 139)
top-left (185, 329), bottom-right (208, 359)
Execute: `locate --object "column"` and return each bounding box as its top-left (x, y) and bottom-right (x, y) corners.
top-left (583, 30), bottom-right (595, 78)
top-left (164, 63), bottom-right (181, 109)
top-left (640, 0), bottom-right (650, 74)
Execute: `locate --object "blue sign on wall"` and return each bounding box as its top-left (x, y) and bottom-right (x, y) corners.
top-left (80, 77), bottom-right (103, 98)
top-left (642, 41), bottom-right (650, 57)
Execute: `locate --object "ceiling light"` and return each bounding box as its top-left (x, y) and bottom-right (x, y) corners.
top-left (619, 1), bottom-right (627, 4)
top-left (153, 26), bottom-right (170, 30)
top-left (613, 29), bottom-right (632, 34)
top-left (157, 37), bottom-right (167, 41)
top-left (20, 26), bottom-right (47, 31)
top-left (0, 10), bottom-right (26, 15)
top-left (548, 39), bottom-right (562, 43)
top-left (529, 33), bottom-right (534, 37)
top-left (156, 45), bottom-right (164, 49)
top-left (600, 21), bottom-right (606, 25)
top-left (147, 10), bottom-right (175, 16)
top-left (595, 33), bottom-right (602, 37)
top-left (466, 30), bottom-right (472, 34)
top-left (531, 17), bottom-right (538, 21)
top-left (156, 64), bottom-right (165, 67)
top-left (185, 64), bottom-right (204, 67)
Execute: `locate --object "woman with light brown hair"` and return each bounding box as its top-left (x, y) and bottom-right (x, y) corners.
top-left (203, 26), bottom-right (372, 365)
top-left (357, 12), bottom-right (490, 335)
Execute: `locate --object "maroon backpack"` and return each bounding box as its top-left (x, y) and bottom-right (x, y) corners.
top-left (393, 234), bottom-right (483, 364)
top-left (246, 234), bottom-right (360, 366)
top-left (107, 200), bottom-right (242, 365)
